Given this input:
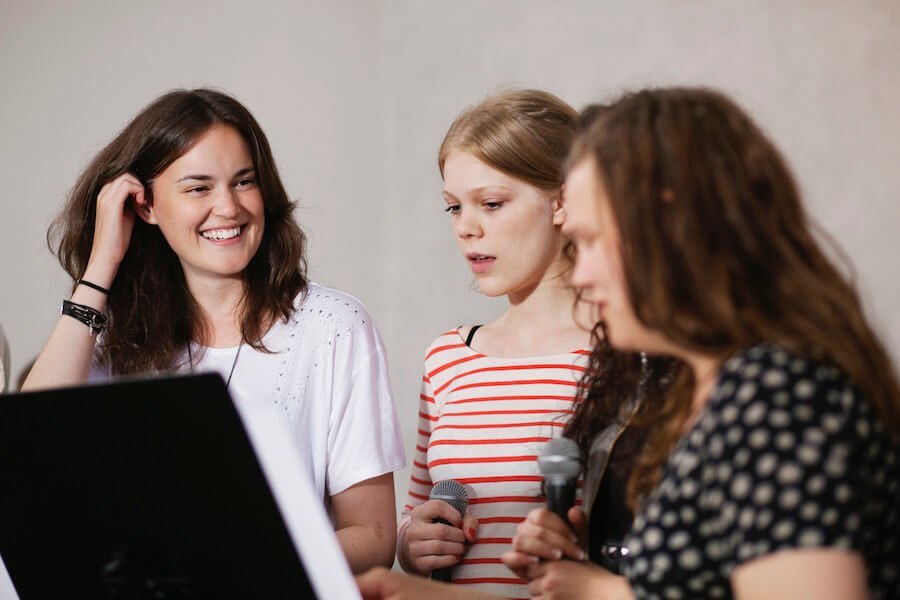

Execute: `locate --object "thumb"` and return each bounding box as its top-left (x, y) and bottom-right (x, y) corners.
top-left (462, 513), bottom-right (479, 542)
top-left (568, 506), bottom-right (588, 542)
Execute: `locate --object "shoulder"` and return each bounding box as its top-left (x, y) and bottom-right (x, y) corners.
top-left (422, 327), bottom-right (470, 364)
top-left (293, 282), bottom-right (376, 331)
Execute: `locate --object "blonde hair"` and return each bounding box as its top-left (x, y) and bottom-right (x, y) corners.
top-left (438, 89), bottom-right (577, 190)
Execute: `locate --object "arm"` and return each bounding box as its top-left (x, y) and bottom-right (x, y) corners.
top-left (331, 473), bottom-right (397, 574)
top-left (22, 174), bottom-right (145, 391)
top-left (732, 548), bottom-right (867, 600)
top-left (357, 567), bottom-right (498, 600)
top-left (397, 369), bottom-right (477, 575)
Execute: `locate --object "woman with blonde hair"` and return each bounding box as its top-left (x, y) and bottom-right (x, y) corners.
top-left (396, 89), bottom-right (595, 599)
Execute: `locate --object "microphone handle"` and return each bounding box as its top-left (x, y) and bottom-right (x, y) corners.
top-left (430, 517), bottom-right (455, 582)
top-left (545, 479), bottom-right (577, 527)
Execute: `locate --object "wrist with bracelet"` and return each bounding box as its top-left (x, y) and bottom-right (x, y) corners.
top-left (61, 299), bottom-right (107, 336)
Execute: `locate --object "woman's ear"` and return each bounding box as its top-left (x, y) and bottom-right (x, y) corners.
top-left (134, 191), bottom-right (157, 225)
top-left (552, 185), bottom-right (567, 226)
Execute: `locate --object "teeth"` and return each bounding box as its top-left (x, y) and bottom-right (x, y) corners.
top-left (201, 227), bottom-right (241, 240)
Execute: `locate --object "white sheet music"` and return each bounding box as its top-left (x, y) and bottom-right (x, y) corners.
top-left (235, 400), bottom-right (362, 600)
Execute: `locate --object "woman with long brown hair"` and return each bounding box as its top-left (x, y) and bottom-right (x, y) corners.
top-left (539, 86), bottom-right (899, 599)
top-left (22, 88), bottom-right (405, 574)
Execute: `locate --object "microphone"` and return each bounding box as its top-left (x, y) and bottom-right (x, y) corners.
top-left (538, 437), bottom-right (582, 526)
top-left (429, 479), bottom-right (469, 583)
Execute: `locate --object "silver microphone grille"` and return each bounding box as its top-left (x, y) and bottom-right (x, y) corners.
top-left (538, 437), bottom-right (582, 479)
top-left (429, 479), bottom-right (469, 516)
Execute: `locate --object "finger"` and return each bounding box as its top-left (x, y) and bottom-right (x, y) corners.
top-left (407, 521), bottom-right (466, 544)
top-left (568, 506), bottom-right (588, 539)
top-left (513, 523), bottom-right (583, 561)
top-left (356, 567), bottom-right (390, 599)
top-left (462, 513), bottom-right (479, 542)
top-left (410, 500), bottom-right (465, 527)
top-left (409, 538), bottom-right (466, 559)
top-left (415, 553), bottom-right (461, 573)
top-left (500, 550), bottom-right (541, 580)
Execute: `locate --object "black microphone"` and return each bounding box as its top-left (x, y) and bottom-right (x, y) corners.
top-left (428, 479), bottom-right (469, 583)
top-left (538, 437), bottom-right (582, 527)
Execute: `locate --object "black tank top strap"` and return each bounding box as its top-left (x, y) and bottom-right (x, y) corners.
top-left (464, 325), bottom-right (482, 347)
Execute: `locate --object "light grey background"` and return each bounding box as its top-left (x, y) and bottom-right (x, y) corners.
top-left (1, 0), bottom-right (898, 569)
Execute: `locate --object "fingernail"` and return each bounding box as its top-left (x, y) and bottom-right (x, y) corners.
top-left (553, 549), bottom-right (562, 560)
top-left (577, 549), bottom-right (586, 561)
top-left (530, 555), bottom-right (540, 563)
top-left (467, 527), bottom-right (476, 540)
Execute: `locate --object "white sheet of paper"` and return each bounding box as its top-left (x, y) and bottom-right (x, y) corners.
top-left (235, 400), bottom-right (362, 600)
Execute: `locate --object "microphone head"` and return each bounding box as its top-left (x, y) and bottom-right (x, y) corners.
top-left (429, 479), bottom-right (469, 516)
top-left (538, 437), bottom-right (582, 480)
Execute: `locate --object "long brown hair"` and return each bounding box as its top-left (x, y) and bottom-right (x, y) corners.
top-left (568, 87), bottom-right (900, 505)
top-left (49, 88), bottom-right (307, 375)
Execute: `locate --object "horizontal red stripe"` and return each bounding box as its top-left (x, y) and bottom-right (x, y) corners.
top-left (446, 394), bottom-right (576, 406)
top-left (441, 409), bottom-right (576, 418)
top-left (428, 455), bottom-right (536, 468)
top-left (457, 475), bottom-right (543, 484)
top-left (417, 428), bottom-right (433, 438)
top-left (408, 491), bottom-right (428, 501)
top-left (451, 379), bottom-right (578, 394)
top-left (470, 496), bottom-right (544, 505)
top-left (478, 516), bottom-right (526, 524)
top-left (428, 436), bottom-right (550, 447)
top-left (472, 537), bottom-right (512, 545)
top-left (413, 460), bottom-right (428, 470)
top-left (453, 577), bottom-right (525, 585)
top-left (410, 475), bottom-right (432, 486)
top-left (459, 557), bottom-right (503, 565)
top-left (433, 364), bottom-right (586, 395)
top-left (418, 411), bottom-right (438, 422)
top-left (433, 421), bottom-right (566, 431)
top-left (420, 394), bottom-right (435, 404)
top-left (428, 353), bottom-right (483, 378)
top-left (425, 342), bottom-right (467, 361)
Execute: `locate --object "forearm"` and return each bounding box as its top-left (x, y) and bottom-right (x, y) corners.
top-left (337, 521), bottom-right (397, 574)
top-left (22, 283), bottom-right (109, 391)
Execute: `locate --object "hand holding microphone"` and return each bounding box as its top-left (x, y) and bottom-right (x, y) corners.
top-left (401, 480), bottom-right (477, 580)
top-left (503, 437), bottom-right (586, 581)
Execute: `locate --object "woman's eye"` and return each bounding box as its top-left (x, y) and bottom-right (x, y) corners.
top-left (236, 177), bottom-right (257, 188)
top-left (483, 201), bottom-right (504, 210)
top-left (444, 205), bottom-right (461, 214)
top-left (186, 186), bottom-right (209, 194)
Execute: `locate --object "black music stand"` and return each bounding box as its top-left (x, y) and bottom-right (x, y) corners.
top-left (0, 374), bottom-right (345, 599)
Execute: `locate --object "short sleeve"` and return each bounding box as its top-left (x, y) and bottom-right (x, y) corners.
top-left (403, 367), bottom-right (437, 514)
top-left (324, 306), bottom-right (406, 496)
top-left (703, 353), bottom-right (867, 572)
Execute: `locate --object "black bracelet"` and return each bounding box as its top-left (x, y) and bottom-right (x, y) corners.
top-left (77, 279), bottom-right (110, 295)
top-left (61, 299), bottom-right (107, 336)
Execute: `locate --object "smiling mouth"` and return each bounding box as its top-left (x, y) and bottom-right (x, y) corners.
top-left (201, 226), bottom-right (243, 241)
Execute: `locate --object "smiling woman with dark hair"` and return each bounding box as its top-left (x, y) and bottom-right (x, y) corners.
top-left (22, 88), bottom-right (405, 574)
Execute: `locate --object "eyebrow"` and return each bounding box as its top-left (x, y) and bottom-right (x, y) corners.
top-left (176, 166), bottom-right (255, 183)
top-left (442, 185), bottom-right (514, 200)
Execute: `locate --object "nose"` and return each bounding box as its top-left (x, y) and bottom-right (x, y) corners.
top-left (212, 186), bottom-right (241, 219)
top-left (454, 208), bottom-right (483, 239)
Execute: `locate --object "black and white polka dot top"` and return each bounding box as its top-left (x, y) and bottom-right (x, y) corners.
top-left (623, 343), bottom-right (900, 600)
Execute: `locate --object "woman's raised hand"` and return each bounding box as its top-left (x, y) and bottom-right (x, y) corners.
top-left (84, 173), bottom-right (146, 287)
top-left (399, 499), bottom-right (478, 576)
top-left (501, 506), bottom-right (586, 581)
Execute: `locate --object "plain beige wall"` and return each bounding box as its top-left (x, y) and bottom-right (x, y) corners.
top-left (1, 0), bottom-right (899, 586)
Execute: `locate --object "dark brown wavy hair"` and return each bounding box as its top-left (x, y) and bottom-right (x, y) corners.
top-left (48, 88), bottom-right (308, 375)
top-left (567, 87), bottom-right (900, 506)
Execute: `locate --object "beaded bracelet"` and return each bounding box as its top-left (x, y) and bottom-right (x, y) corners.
top-left (61, 299), bottom-right (107, 336)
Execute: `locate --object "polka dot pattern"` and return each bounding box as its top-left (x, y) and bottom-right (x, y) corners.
top-left (623, 344), bottom-right (900, 600)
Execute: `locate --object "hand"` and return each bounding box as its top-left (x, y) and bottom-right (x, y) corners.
top-left (523, 560), bottom-right (633, 600)
top-left (399, 500), bottom-right (478, 576)
top-left (84, 173), bottom-right (146, 287)
top-left (357, 567), bottom-right (496, 600)
top-left (502, 506), bottom-right (586, 581)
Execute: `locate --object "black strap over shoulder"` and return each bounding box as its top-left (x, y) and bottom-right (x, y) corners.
top-left (464, 325), bottom-right (482, 347)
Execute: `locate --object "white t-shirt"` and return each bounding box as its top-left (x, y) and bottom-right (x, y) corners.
top-left (91, 282), bottom-right (406, 500)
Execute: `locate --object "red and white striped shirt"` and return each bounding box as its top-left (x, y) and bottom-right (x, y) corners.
top-left (403, 328), bottom-right (590, 599)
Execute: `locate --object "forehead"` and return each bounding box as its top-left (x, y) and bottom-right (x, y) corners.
top-left (562, 158), bottom-right (603, 231)
top-left (167, 125), bottom-right (252, 170)
top-left (442, 151), bottom-right (523, 192)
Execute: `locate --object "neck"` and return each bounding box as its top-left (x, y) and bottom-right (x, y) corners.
top-left (682, 350), bottom-right (724, 413)
top-left (184, 273), bottom-right (245, 347)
